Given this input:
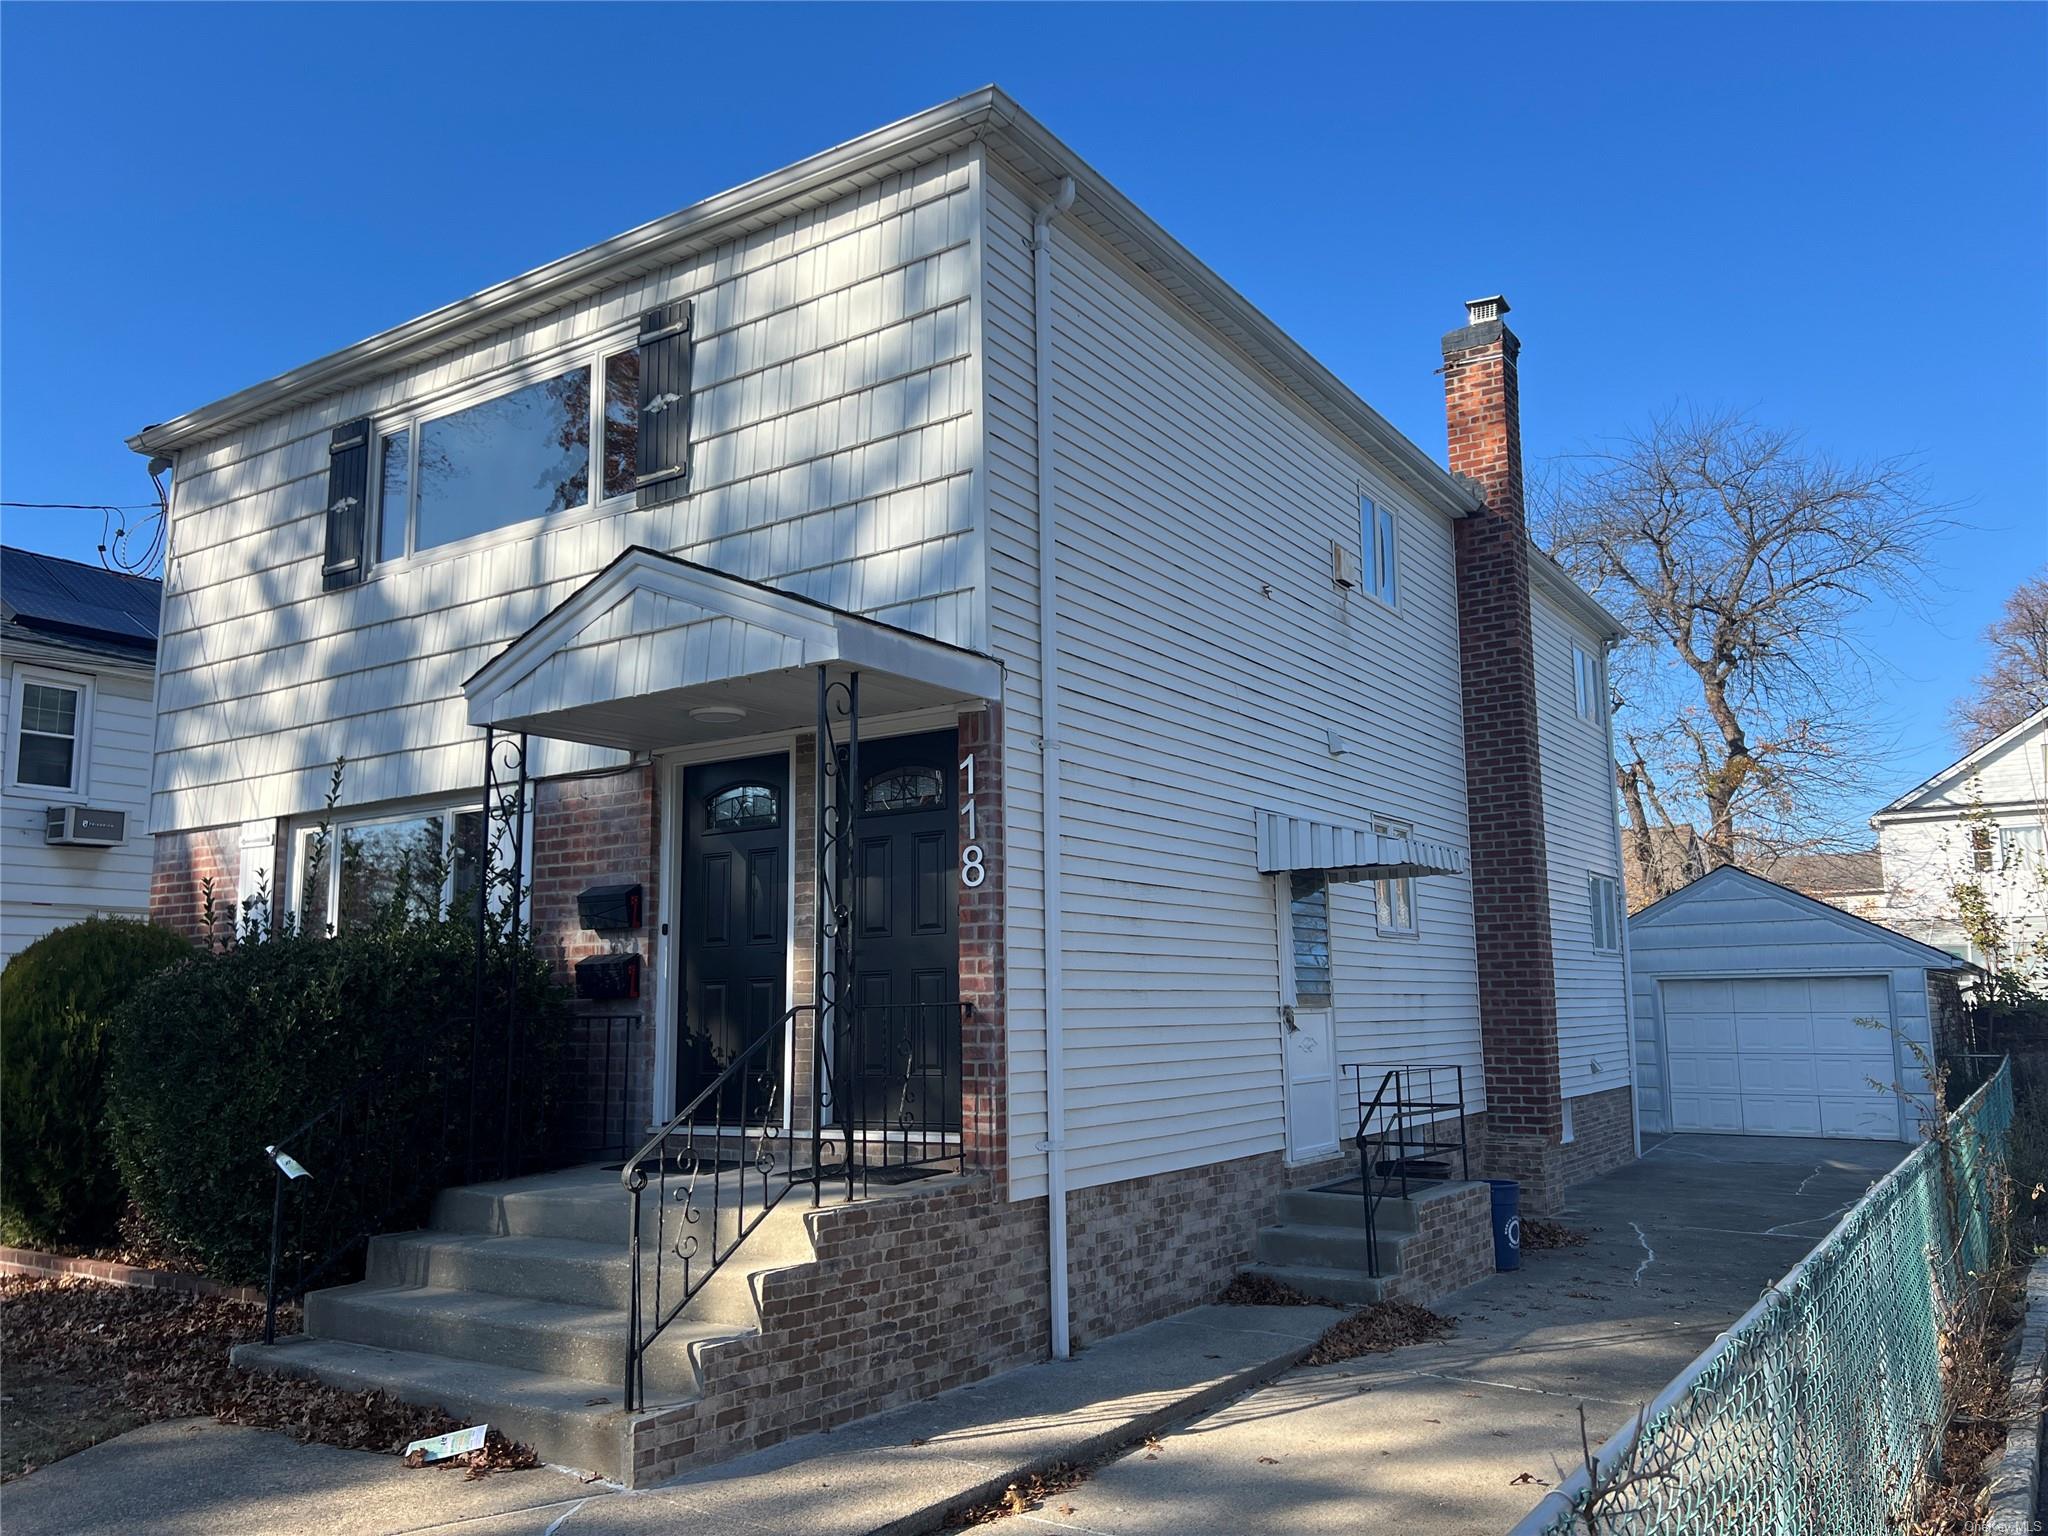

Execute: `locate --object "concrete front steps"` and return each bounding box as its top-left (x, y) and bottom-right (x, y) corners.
top-left (1244, 1180), bottom-right (1486, 1305)
top-left (232, 1164), bottom-right (819, 1481)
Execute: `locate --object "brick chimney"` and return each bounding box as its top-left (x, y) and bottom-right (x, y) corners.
top-left (1443, 295), bottom-right (1566, 1210)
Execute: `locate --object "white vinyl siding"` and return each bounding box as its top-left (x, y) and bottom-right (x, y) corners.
top-left (151, 151), bottom-right (984, 834)
top-left (0, 657), bottom-right (155, 966)
top-left (1532, 589), bottom-right (1629, 1101)
top-left (984, 171), bottom-right (1480, 1200)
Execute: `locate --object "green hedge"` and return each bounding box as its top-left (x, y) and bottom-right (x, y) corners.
top-left (106, 917), bottom-right (568, 1287)
top-left (1, 918), bottom-right (196, 1249)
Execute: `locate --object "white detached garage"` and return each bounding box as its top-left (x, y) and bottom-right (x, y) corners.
top-left (1629, 867), bottom-right (1967, 1141)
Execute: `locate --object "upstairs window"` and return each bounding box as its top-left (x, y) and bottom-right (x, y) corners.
top-left (375, 347), bottom-right (640, 564)
top-left (1573, 644), bottom-right (1604, 720)
top-left (1970, 825), bottom-right (1995, 872)
top-left (1361, 495), bottom-right (1398, 606)
top-left (2003, 824), bottom-right (2046, 869)
top-left (1589, 874), bottom-right (1624, 953)
top-left (10, 670), bottom-right (90, 794)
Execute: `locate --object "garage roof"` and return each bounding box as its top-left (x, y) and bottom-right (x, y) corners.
top-left (1631, 865), bottom-right (1969, 973)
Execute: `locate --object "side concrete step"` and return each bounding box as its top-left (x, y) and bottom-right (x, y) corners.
top-left (1239, 1261), bottom-right (1394, 1306)
top-left (231, 1335), bottom-right (634, 1480)
top-left (1253, 1221), bottom-right (1409, 1272)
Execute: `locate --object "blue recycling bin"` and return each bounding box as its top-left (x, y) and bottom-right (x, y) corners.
top-left (1489, 1179), bottom-right (1522, 1271)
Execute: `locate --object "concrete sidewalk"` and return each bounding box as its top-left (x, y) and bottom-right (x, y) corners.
top-left (0, 1302), bottom-right (1339, 1536)
top-left (1016, 1133), bottom-right (1907, 1536)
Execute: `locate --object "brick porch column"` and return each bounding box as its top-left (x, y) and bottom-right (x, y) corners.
top-left (1443, 295), bottom-right (1566, 1209)
top-left (957, 706), bottom-right (1007, 1192)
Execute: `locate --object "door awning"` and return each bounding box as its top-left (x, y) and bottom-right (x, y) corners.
top-left (1255, 810), bottom-right (1468, 882)
top-left (463, 546), bottom-right (1002, 752)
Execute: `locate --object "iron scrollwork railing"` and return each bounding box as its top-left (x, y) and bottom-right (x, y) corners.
top-left (623, 1008), bottom-right (807, 1411)
top-left (1342, 1063), bottom-right (1470, 1279)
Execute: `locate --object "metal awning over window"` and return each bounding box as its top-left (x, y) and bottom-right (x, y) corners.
top-left (1254, 810), bottom-right (1468, 882)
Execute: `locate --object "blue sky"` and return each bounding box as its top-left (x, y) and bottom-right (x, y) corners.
top-left (3, 3), bottom-right (2042, 800)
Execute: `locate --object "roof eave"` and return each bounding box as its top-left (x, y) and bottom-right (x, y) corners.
top-left (127, 87), bottom-right (1010, 457)
top-left (122, 87), bottom-right (1484, 525)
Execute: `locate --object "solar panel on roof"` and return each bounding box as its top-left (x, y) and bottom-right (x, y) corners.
top-left (1, 547), bottom-right (160, 643)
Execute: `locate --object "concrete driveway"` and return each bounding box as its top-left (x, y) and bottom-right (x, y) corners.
top-left (1026, 1133), bottom-right (1908, 1536)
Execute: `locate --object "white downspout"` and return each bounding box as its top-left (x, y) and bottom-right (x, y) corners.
top-left (1603, 637), bottom-right (1644, 1158)
top-left (1033, 175), bottom-right (1076, 1360)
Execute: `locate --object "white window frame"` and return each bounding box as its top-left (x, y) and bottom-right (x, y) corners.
top-left (2002, 822), bottom-right (2046, 870)
top-left (370, 327), bottom-right (645, 575)
top-left (1373, 820), bottom-right (1419, 936)
top-left (7, 665), bottom-right (94, 800)
top-left (1588, 873), bottom-right (1623, 953)
top-left (1573, 644), bottom-right (1604, 721)
top-left (1361, 493), bottom-right (1399, 608)
top-left (286, 796), bottom-right (526, 935)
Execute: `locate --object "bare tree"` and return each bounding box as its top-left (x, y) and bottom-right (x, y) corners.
top-left (1950, 570), bottom-right (2048, 750)
top-left (1536, 408), bottom-right (1952, 879)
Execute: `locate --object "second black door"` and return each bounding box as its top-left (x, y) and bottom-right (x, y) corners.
top-left (844, 729), bottom-right (961, 1134)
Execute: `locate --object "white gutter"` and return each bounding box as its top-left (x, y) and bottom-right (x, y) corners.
top-left (1033, 174), bottom-right (1075, 1361)
top-left (1604, 637), bottom-right (1644, 1158)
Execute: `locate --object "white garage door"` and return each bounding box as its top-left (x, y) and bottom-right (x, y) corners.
top-left (1662, 975), bottom-right (1902, 1139)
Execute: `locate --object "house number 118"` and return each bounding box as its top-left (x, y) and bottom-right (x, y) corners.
top-left (959, 754), bottom-right (986, 888)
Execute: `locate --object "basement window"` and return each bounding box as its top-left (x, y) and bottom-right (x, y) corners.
top-left (292, 803), bottom-right (491, 935)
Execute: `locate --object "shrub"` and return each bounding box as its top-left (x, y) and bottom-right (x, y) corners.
top-left (1, 918), bottom-right (195, 1249)
top-left (106, 916), bottom-right (568, 1286)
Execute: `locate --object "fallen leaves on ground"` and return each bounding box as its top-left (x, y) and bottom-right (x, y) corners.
top-left (947, 1462), bottom-right (1088, 1526)
top-left (405, 1432), bottom-right (542, 1481)
top-left (0, 1276), bottom-right (538, 1480)
top-left (1217, 1271), bottom-right (1337, 1307)
top-left (1521, 1219), bottom-right (1590, 1250)
top-left (1300, 1300), bottom-right (1456, 1365)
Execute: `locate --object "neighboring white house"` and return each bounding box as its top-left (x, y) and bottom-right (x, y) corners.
top-left (1629, 865), bottom-right (1965, 1142)
top-left (0, 546), bottom-right (161, 965)
top-left (128, 89), bottom-right (1633, 1481)
top-left (1870, 709), bottom-right (2048, 980)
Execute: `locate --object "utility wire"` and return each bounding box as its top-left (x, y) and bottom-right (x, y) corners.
top-left (1, 499), bottom-right (164, 511)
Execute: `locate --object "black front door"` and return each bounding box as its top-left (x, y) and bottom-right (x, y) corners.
top-left (844, 729), bottom-right (961, 1134)
top-left (679, 754), bottom-right (788, 1123)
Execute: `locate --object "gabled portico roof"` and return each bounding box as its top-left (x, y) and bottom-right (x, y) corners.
top-left (464, 547), bottom-right (1001, 752)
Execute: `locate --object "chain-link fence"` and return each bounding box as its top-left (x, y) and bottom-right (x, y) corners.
top-left (1512, 1060), bottom-right (2014, 1536)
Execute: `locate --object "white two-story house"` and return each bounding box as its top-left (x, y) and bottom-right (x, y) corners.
top-left (0, 547), bottom-right (160, 965)
top-left (131, 90), bottom-right (1631, 1482)
top-left (1872, 709), bottom-right (2048, 982)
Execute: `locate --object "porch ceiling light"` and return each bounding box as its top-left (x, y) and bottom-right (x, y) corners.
top-left (687, 704), bottom-right (748, 725)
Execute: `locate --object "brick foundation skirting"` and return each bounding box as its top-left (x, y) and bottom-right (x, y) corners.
top-left (629, 1175), bottom-right (1048, 1483)
top-left (1382, 1181), bottom-right (1495, 1303)
top-left (1560, 1085), bottom-right (1636, 1188)
top-left (0, 1246), bottom-right (267, 1305)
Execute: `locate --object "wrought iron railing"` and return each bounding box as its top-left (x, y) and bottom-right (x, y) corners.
top-left (820, 1000), bottom-right (972, 1200)
top-left (623, 1008), bottom-right (804, 1411)
top-left (1342, 1063), bottom-right (1470, 1279)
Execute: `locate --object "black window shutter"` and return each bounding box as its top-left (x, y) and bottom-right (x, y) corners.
top-left (636, 300), bottom-right (693, 508)
top-left (321, 418), bottom-right (372, 591)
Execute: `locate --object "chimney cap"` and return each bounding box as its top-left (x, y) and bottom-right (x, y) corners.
top-left (1465, 295), bottom-right (1510, 325)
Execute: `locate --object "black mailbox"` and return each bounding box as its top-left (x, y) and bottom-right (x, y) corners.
top-left (574, 952), bottom-right (641, 1001)
top-left (577, 883), bottom-right (642, 932)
